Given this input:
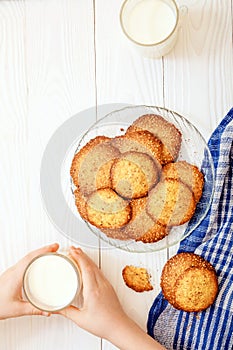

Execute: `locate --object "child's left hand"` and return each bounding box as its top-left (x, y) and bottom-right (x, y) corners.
top-left (0, 243), bottom-right (59, 320)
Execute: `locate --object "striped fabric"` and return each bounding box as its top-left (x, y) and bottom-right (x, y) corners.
top-left (147, 108), bottom-right (233, 350)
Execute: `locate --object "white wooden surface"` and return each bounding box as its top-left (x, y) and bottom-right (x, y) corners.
top-left (0, 0), bottom-right (232, 349)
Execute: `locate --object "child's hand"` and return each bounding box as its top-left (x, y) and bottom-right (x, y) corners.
top-left (59, 247), bottom-right (165, 350)
top-left (0, 243), bottom-right (59, 320)
top-left (58, 247), bottom-right (127, 340)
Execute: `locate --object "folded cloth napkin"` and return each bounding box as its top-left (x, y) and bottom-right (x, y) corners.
top-left (147, 108), bottom-right (233, 350)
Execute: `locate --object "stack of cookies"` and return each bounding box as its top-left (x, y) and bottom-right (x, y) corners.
top-left (70, 114), bottom-right (204, 244)
top-left (161, 252), bottom-right (218, 311)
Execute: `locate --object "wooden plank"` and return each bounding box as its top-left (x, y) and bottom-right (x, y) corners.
top-left (0, 0), bottom-right (28, 267)
top-left (163, 0), bottom-right (233, 140)
top-left (94, 1), bottom-right (166, 349)
top-left (94, 0), bottom-right (164, 106)
top-left (0, 0), bottom-right (100, 349)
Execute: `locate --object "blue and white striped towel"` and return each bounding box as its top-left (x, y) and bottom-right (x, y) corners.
top-left (147, 108), bottom-right (233, 350)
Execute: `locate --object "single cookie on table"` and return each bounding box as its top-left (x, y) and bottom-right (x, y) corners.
top-left (111, 130), bottom-right (163, 168)
top-left (122, 265), bottom-right (153, 292)
top-left (162, 160), bottom-right (204, 203)
top-left (160, 252), bottom-right (218, 311)
top-left (70, 136), bottom-right (120, 195)
top-left (146, 178), bottom-right (196, 227)
top-left (111, 151), bottom-right (160, 199)
top-left (126, 114), bottom-right (182, 165)
top-left (86, 188), bottom-right (131, 229)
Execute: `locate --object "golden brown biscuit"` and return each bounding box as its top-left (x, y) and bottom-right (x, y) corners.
top-left (101, 197), bottom-right (169, 242)
top-left (160, 252), bottom-right (216, 311)
top-left (122, 265), bottom-right (153, 292)
top-left (160, 252), bottom-right (216, 308)
top-left (174, 266), bottom-right (218, 312)
top-left (147, 178), bottom-right (196, 226)
top-left (101, 198), bottom-right (161, 241)
top-left (70, 136), bottom-right (120, 195)
top-left (86, 188), bottom-right (131, 229)
top-left (101, 227), bottom-right (130, 240)
top-left (111, 130), bottom-right (163, 167)
top-left (123, 197), bottom-right (169, 242)
top-left (127, 114), bottom-right (182, 165)
top-left (111, 151), bottom-right (160, 199)
top-left (136, 221), bottom-right (169, 243)
top-left (162, 161), bottom-right (204, 203)
top-left (73, 189), bottom-right (88, 221)
top-left (70, 136), bottom-right (108, 187)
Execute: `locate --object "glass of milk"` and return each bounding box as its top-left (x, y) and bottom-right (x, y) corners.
top-left (120, 0), bottom-right (179, 58)
top-left (23, 253), bottom-right (82, 312)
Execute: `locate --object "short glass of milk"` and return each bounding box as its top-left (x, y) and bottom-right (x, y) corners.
top-left (23, 253), bottom-right (82, 312)
top-left (120, 0), bottom-right (179, 58)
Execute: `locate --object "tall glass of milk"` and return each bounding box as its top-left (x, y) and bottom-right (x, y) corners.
top-left (120, 0), bottom-right (179, 58)
top-left (23, 253), bottom-right (82, 312)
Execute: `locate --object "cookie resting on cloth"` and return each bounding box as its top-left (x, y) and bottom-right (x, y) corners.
top-left (160, 252), bottom-right (218, 312)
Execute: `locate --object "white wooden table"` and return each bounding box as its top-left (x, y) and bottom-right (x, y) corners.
top-left (0, 1), bottom-right (232, 349)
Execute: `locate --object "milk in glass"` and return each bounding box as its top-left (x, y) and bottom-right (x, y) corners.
top-left (23, 253), bottom-right (81, 312)
top-left (120, 0), bottom-right (179, 58)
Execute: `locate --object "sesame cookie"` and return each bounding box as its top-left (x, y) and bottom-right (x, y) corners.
top-left (127, 114), bottom-right (182, 165)
top-left (162, 161), bottom-right (204, 203)
top-left (86, 188), bottom-right (131, 229)
top-left (111, 151), bottom-right (160, 199)
top-left (111, 130), bottom-right (163, 167)
top-left (122, 265), bottom-right (153, 292)
top-left (123, 197), bottom-right (169, 242)
top-left (73, 188), bottom-right (88, 221)
top-left (146, 178), bottom-right (196, 226)
top-left (174, 266), bottom-right (218, 312)
top-left (101, 197), bottom-right (169, 242)
top-left (160, 252), bottom-right (218, 311)
top-left (70, 136), bottom-right (120, 195)
top-left (100, 227), bottom-right (130, 240)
